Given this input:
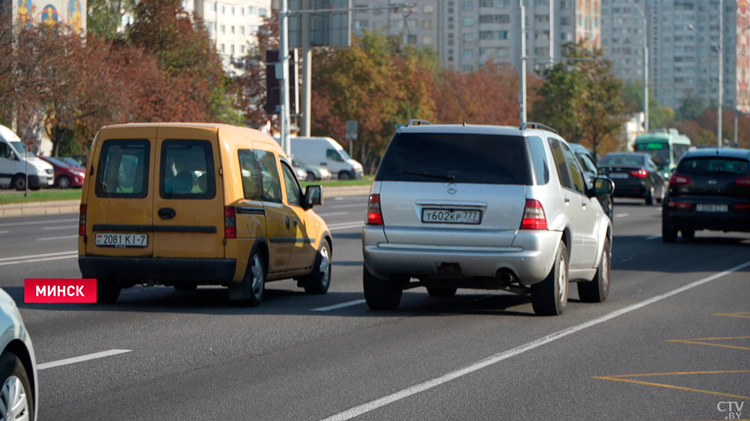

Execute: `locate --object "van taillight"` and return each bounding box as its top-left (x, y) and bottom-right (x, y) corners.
top-left (367, 194), bottom-right (383, 225)
top-left (670, 174), bottom-right (691, 185)
top-left (79, 204), bottom-right (87, 237)
top-left (520, 199), bottom-right (548, 230)
top-left (224, 206), bottom-right (236, 239)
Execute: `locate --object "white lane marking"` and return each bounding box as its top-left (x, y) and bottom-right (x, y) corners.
top-left (38, 349), bottom-right (132, 370)
top-left (615, 213), bottom-right (629, 218)
top-left (328, 222), bottom-right (364, 231)
top-left (42, 226), bottom-right (77, 231)
top-left (0, 252), bottom-right (77, 267)
top-left (36, 235), bottom-right (79, 241)
top-left (0, 251), bottom-right (77, 262)
top-left (328, 204), bottom-right (366, 209)
top-left (319, 259), bottom-right (750, 421)
top-left (312, 299), bottom-right (366, 312)
top-left (0, 218), bottom-right (77, 228)
top-left (645, 235), bottom-right (661, 240)
top-left (318, 212), bottom-right (350, 217)
top-left (0, 230), bottom-right (8, 234)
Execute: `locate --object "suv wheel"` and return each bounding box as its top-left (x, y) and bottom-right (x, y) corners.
top-left (662, 219), bottom-right (678, 243)
top-left (363, 265), bottom-right (402, 310)
top-left (301, 241), bottom-right (331, 295)
top-left (427, 287), bottom-right (457, 298)
top-left (531, 241), bottom-right (568, 316)
top-left (578, 238), bottom-right (610, 303)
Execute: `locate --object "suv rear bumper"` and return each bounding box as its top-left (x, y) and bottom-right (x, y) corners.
top-left (79, 256), bottom-right (236, 283)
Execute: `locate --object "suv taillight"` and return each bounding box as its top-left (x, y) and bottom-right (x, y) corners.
top-left (670, 174), bottom-right (691, 185)
top-left (224, 206), bottom-right (236, 239)
top-left (79, 204), bottom-right (87, 237)
top-left (520, 199), bottom-right (548, 230)
top-left (735, 176), bottom-right (750, 186)
top-left (367, 194), bottom-right (383, 225)
top-left (630, 169), bottom-right (649, 178)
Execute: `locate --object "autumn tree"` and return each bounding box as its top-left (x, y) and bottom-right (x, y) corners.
top-left (87, 0), bottom-right (137, 41)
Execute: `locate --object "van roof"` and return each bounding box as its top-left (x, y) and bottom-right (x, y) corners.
top-left (0, 124), bottom-right (22, 143)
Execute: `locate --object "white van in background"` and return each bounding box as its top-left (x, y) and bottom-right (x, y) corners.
top-left (291, 137), bottom-right (363, 180)
top-left (0, 125), bottom-right (54, 190)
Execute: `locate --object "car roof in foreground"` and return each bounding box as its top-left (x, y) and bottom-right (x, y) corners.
top-left (396, 124), bottom-right (544, 137)
top-left (682, 147), bottom-right (750, 160)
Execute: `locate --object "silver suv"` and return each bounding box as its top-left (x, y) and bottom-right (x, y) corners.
top-left (362, 121), bottom-right (614, 315)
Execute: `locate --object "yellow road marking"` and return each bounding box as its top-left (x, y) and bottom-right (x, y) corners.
top-left (667, 339), bottom-right (750, 351)
top-left (592, 376), bottom-right (750, 401)
top-left (715, 312), bottom-right (750, 319)
top-left (602, 369), bottom-right (750, 378)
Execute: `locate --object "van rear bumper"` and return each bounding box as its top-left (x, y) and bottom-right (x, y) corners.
top-left (78, 256), bottom-right (236, 284)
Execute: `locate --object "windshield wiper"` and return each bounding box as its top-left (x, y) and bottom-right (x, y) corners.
top-left (402, 172), bottom-right (456, 181)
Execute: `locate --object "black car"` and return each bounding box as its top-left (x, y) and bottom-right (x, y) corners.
top-left (570, 143), bottom-right (614, 221)
top-left (662, 148), bottom-right (750, 242)
top-left (600, 152), bottom-right (666, 205)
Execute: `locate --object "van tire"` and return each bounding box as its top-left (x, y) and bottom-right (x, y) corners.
top-left (97, 279), bottom-right (121, 304)
top-left (57, 175), bottom-right (71, 189)
top-left (300, 241), bottom-right (331, 295)
top-left (578, 238), bottom-right (610, 303)
top-left (363, 265), bottom-right (402, 310)
top-left (306, 171), bottom-right (316, 181)
top-left (229, 247), bottom-right (266, 306)
top-left (338, 171), bottom-right (352, 180)
top-left (11, 175), bottom-right (25, 191)
top-left (531, 241), bottom-right (568, 316)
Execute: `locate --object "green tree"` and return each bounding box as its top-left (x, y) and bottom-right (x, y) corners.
top-left (675, 92), bottom-right (706, 121)
top-left (87, 0), bottom-right (137, 41)
top-left (621, 81), bottom-right (674, 129)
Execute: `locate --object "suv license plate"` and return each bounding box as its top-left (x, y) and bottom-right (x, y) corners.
top-left (422, 209), bottom-right (482, 224)
top-left (95, 233), bottom-right (148, 247)
top-left (696, 204), bottom-right (728, 213)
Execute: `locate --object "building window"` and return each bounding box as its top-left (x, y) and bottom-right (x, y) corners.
top-left (231, 6), bottom-right (235, 15)
top-left (463, 65), bottom-right (474, 72)
top-left (241, 45), bottom-right (245, 54)
top-left (408, 34), bottom-right (417, 44)
top-left (463, 1), bottom-right (474, 9)
top-left (535, 14), bottom-right (549, 23)
top-left (423, 20), bottom-right (433, 29)
top-left (463, 49), bottom-right (474, 57)
top-left (240, 26), bottom-right (244, 35)
top-left (561, 16), bottom-right (571, 25)
top-left (260, 8), bottom-right (268, 16)
top-left (249, 7), bottom-right (257, 14)
top-left (463, 33), bottom-right (474, 41)
top-left (463, 17), bottom-right (474, 26)
top-left (221, 5), bottom-right (225, 14)
top-left (221, 44), bottom-right (225, 52)
top-left (231, 44), bottom-right (235, 54)
top-left (423, 5), bottom-right (434, 13)
top-left (221, 25), bottom-right (225, 34)
top-left (231, 26), bottom-right (235, 34)
top-left (241, 7), bottom-right (245, 15)
top-left (535, 0), bottom-right (548, 5)
top-left (561, 0), bottom-right (571, 7)
top-left (206, 2), bottom-right (216, 12)
top-left (423, 36), bottom-right (433, 44)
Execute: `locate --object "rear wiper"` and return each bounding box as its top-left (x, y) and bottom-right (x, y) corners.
top-left (402, 172), bottom-right (456, 181)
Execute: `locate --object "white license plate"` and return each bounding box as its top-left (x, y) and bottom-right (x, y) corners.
top-left (608, 173), bottom-right (629, 179)
top-left (422, 208), bottom-right (482, 224)
top-left (696, 204), bottom-right (728, 213)
top-left (95, 233), bottom-right (148, 247)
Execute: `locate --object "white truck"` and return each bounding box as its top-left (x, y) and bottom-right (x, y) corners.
top-left (290, 137), bottom-right (363, 180)
top-left (0, 125), bottom-right (54, 190)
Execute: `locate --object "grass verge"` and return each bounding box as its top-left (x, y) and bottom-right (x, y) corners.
top-left (0, 189), bottom-right (83, 205)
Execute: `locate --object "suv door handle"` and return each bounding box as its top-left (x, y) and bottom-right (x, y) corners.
top-left (158, 208), bottom-right (176, 219)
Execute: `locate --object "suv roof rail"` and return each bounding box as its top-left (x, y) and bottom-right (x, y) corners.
top-left (404, 119), bottom-right (433, 127)
top-left (519, 122), bottom-right (558, 134)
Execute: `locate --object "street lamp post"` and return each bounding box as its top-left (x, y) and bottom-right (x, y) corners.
top-left (519, 0), bottom-right (527, 123)
top-left (689, 17), bottom-right (723, 148)
top-left (624, 1), bottom-right (649, 132)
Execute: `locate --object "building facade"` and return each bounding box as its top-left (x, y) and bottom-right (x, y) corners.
top-left (2, 0), bottom-right (86, 33)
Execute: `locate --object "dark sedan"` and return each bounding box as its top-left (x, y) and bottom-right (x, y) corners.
top-left (662, 148), bottom-right (750, 242)
top-left (39, 156), bottom-right (86, 188)
top-left (600, 152), bottom-right (666, 205)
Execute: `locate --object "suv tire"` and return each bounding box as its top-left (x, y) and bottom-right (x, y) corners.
top-left (531, 241), bottom-right (568, 316)
top-left (426, 287), bottom-right (457, 298)
top-left (363, 265), bottom-right (402, 310)
top-left (578, 238), bottom-right (610, 303)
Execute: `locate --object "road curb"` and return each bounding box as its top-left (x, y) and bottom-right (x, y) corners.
top-left (0, 186), bottom-right (371, 218)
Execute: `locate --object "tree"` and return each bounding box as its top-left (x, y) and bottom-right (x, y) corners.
top-left (621, 81), bottom-right (675, 129)
top-left (87, 0), bottom-right (137, 41)
top-left (675, 92), bottom-right (706, 121)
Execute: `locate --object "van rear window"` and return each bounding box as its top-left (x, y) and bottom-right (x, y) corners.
top-left (95, 139), bottom-right (150, 198)
top-left (160, 140), bottom-right (216, 199)
top-left (375, 133), bottom-right (531, 185)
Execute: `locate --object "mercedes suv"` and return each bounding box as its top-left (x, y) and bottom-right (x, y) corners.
top-left (362, 121), bottom-right (614, 315)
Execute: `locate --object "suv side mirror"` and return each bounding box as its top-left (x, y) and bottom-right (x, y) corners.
top-left (591, 177), bottom-right (615, 196)
top-left (304, 185), bottom-right (323, 209)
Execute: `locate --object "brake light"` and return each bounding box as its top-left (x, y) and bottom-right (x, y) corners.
top-left (520, 199), bottom-right (548, 230)
top-left (735, 176), bottom-right (750, 186)
top-left (733, 203), bottom-right (750, 209)
top-left (79, 204), bottom-right (87, 236)
top-left (630, 169), bottom-right (649, 178)
top-left (667, 201), bottom-right (691, 209)
top-left (670, 174), bottom-right (691, 185)
top-left (367, 194), bottom-right (383, 225)
top-left (224, 206), bottom-right (236, 239)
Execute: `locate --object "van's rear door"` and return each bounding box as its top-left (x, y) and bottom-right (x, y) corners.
top-left (85, 127), bottom-right (156, 257)
top-left (152, 126), bottom-right (225, 259)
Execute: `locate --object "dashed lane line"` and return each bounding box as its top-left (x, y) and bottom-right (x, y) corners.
top-left (312, 300), bottom-right (366, 312)
top-left (38, 349), bottom-right (132, 370)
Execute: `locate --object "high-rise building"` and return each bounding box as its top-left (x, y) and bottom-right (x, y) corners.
top-left (600, 0), bottom-right (646, 83)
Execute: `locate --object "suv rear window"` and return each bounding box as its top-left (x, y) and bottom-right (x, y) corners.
top-left (376, 133), bottom-right (531, 185)
top-left (95, 139), bottom-right (150, 198)
top-left (677, 157), bottom-right (750, 175)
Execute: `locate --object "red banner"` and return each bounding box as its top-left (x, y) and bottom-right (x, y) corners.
top-left (24, 279), bottom-right (97, 303)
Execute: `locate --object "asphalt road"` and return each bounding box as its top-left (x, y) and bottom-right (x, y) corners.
top-left (1, 197), bottom-right (749, 421)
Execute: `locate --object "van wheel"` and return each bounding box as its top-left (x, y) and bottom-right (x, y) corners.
top-left (578, 238), bottom-right (610, 303)
top-left (97, 279), bottom-right (121, 304)
top-left (338, 171), bottom-right (352, 180)
top-left (531, 241), bottom-right (568, 316)
top-left (427, 287), bottom-right (457, 298)
top-left (363, 265), bottom-right (402, 310)
top-left (306, 171), bottom-right (316, 181)
top-left (301, 241), bottom-right (331, 295)
top-left (0, 352), bottom-right (34, 421)
top-left (57, 175), bottom-right (71, 189)
top-left (11, 175), bottom-right (25, 191)
top-left (229, 248), bottom-right (266, 306)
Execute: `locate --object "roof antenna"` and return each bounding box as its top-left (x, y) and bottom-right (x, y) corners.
top-left (463, 118), bottom-right (466, 126)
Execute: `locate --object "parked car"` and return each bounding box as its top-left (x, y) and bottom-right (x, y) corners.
top-left (599, 152), bottom-right (666, 205)
top-left (59, 157), bottom-right (84, 168)
top-left (78, 123), bottom-right (331, 306)
top-left (0, 288), bottom-right (38, 421)
top-left (293, 159), bottom-right (332, 181)
top-left (39, 156), bottom-right (86, 189)
top-left (0, 125), bottom-right (54, 190)
top-left (569, 143), bottom-right (614, 221)
top-left (362, 121), bottom-right (614, 315)
top-left (72, 154), bottom-right (88, 168)
top-left (292, 163), bottom-right (308, 181)
top-left (662, 148), bottom-right (750, 242)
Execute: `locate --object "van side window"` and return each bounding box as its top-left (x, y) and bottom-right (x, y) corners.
top-left (0, 143), bottom-right (12, 159)
top-left (280, 162), bottom-right (302, 207)
top-left (548, 138), bottom-right (573, 190)
top-left (160, 140), bottom-right (216, 199)
top-left (326, 149), bottom-right (344, 162)
top-left (255, 149), bottom-right (282, 203)
top-left (96, 139), bottom-right (150, 198)
top-left (238, 149), bottom-right (262, 201)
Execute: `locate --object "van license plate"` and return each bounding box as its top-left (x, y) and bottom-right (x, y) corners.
top-left (696, 204), bottom-right (728, 213)
top-left (422, 209), bottom-right (482, 224)
top-left (95, 233), bottom-right (148, 247)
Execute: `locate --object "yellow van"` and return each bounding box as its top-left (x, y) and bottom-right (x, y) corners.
top-left (78, 123), bottom-right (332, 305)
